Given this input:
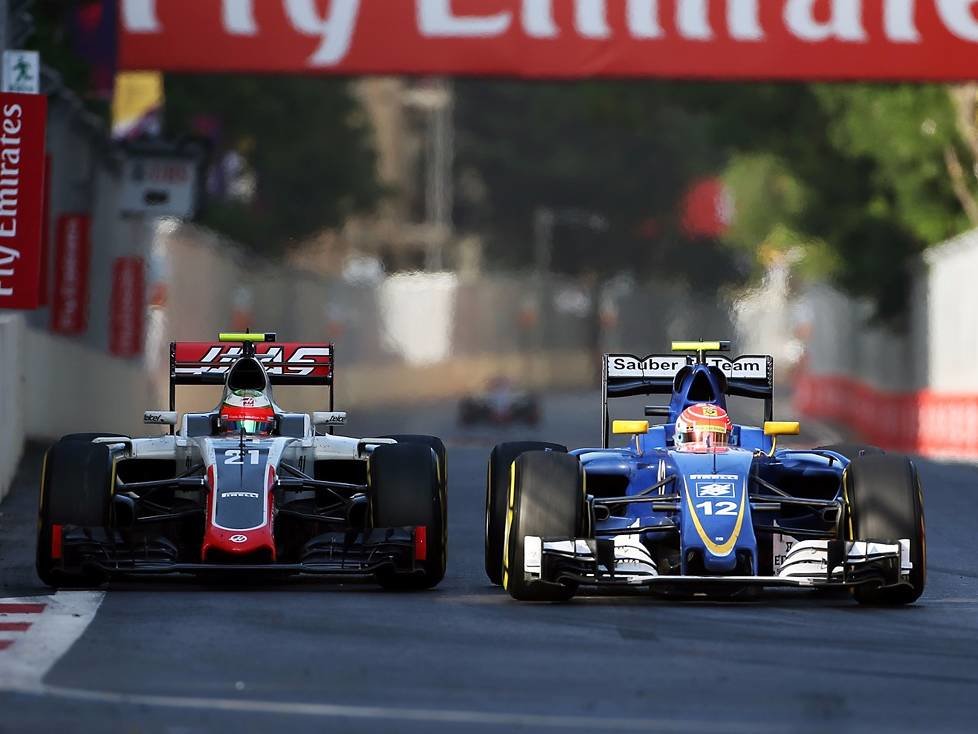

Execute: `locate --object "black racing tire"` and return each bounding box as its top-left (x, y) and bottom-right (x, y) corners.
top-left (485, 441), bottom-right (567, 585)
top-left (503, 451), bottom-right (584, 602)
top-left (370, 443), bottom-right (446, 591)
top-left (817, 443), bottom-right (884, 460)
top-left (846, 454), bottom-right (926, 605)
top-left (36, 440), bottom-right (115, 588)
top-left (382, 435), bottom-right (447, 489)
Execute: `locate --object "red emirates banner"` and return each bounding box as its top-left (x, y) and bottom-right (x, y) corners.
top-left (39, 155), bottom-right (51, 306)
top-left (121, 1), bottom-right (978, 80)
top-left (0, 93), bottom-right (47, 310)
top-left (109, 256), bottom-right (146, 357)
top-left (50, 214), bottom-right (92, 335)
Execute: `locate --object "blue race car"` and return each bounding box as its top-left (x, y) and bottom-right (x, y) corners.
top-left (484, 341), bottom-right (925, 605)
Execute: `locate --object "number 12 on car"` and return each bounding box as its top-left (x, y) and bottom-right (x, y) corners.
top-left (695, 500), bottom-right (738, 516)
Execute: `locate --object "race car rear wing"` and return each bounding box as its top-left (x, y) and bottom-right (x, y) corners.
top-left (169, 338), bottom-right (335, 414)
top-left (601, 349), bottom-right (774, 446)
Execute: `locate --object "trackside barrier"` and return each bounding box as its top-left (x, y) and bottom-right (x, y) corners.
top-left (796, 373), bottom-right (978, 460)
top-left (22, 329), bottom-right (151, 441)
top-left (793, 227), bottom-right (978, 460)
top-left (0, 315), bottom-right (26, 502)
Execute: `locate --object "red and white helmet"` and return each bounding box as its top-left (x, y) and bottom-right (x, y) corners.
top-left (675, 403), bottom-right (733, 452)
top-left (219, 389), bottom-right (275, 436)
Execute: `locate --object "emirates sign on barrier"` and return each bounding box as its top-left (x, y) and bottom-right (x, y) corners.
top-left (0, 92), bottom-right (46, 310)
top-left (120, 1), bottom-right (978, 80)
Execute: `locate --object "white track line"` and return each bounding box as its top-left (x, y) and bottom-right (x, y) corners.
top-left (0, 592), bottom-right (105, 687)
top-left (3, 683), bottom-right (781, 733)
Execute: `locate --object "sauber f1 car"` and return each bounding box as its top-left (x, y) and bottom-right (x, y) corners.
top-left (36, 333), bottom-right (447, 590)
top-left (485, 341), bottom-right (925, 605)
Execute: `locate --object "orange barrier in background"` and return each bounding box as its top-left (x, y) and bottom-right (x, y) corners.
top-left (795, 373), bottom-right (978, 459)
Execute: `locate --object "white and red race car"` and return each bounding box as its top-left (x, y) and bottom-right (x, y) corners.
top-left (36, 333), bottom-right (447, 590)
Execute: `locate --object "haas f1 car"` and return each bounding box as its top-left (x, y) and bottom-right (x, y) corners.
top-left (485, 341), bottom-right (925, 605)
top-left (37, 333), bottom-right (447, 590)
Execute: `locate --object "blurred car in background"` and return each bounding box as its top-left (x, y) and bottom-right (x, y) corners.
top-left (458, 377), bottom-right (540, 427)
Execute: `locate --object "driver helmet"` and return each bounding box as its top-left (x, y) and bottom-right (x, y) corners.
top-left (220, 389), bottom-right (275, 436)
top-left (675, 403), bottom-right (733, 452)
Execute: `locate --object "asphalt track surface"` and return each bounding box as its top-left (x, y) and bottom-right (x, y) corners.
top-left (1, 394), bottom-right (977, 733)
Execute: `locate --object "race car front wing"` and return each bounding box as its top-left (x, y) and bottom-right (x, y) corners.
top-left (53, 527), bottom-right (427, 579)
top-left (522, 534), bottom-right (913, 591)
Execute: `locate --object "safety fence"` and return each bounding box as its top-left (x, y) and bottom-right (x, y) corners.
top-left (793, 228), bottom-right (978, 460)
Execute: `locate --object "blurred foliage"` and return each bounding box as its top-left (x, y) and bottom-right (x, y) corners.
top-left (29, 5), bottom-right (381, 256)
top-left (457, 81), bottom-right (974, 321)
top-left (454, 81), bottom-right (746, 291)
top-left (661, 82), bottom-right (974, 322)
top-left (30, 1), bottom-right (109, 119)
top-left (714, 84), bottom-right (967, 323)
top-left (165, 75), bottom-right (381, 255)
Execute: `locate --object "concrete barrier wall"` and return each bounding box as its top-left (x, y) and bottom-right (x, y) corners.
top-left (0, 315), bottom-right (25, 502)
top-left (23, 329), bottom-right (151, 441)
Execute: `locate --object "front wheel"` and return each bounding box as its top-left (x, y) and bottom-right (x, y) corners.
top-left (382, 435), bottom-right (447, 489)
top-left (36, 439), bottom-right (115, 587)
top-left (846, 454), bottom-right (926, 605)
top-left (485, 441), bottom-right (566, 585)
top-left (370, 443), bottom-right (446, 591)
top-left (503, 451), bottom-right (584, 602)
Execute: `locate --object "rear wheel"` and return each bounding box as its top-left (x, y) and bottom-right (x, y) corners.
top-left (485, 441), bottom-right (567, 585)
top-left (36, 439), bottom-right (115, 587)
top-left (846, 454), bottom-right (926, 605)
top-left (503, 451), bottom-right (584, 602)
top-left (370, 443), bottom-right (446, 591)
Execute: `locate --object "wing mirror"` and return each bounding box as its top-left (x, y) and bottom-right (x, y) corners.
top-left (763, 421), bottom-right (801, 436)
top-left (313, 411), bottom-right (347, 431)
top-left (612, 420), bottom-right (650, 435)
top-left (144, 411), bottom-right (178, 427)
top-left (644, 406), bottom-right (671, 417)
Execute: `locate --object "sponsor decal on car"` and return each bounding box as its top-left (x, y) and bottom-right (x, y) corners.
top-left (221, 492), bottom-right (259, 499)
top-left (607, 354), bottom-right (686, 378)
top-left (174, 343), bottom-right (332, 378)
top-left (695, 481), bottom-right (736, 499)
top-left (706, 356), bottom-right (768, 379)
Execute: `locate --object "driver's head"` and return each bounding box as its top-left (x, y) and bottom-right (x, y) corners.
top-left (219, 389), bottom-right (275, 436)
top-left (675, 403), bottom-right (732, 452)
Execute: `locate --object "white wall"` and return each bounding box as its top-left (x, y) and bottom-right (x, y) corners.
top-left (800, 227), bottom-right (978, 395)
top-left (0, 315), bottom-right (25, 502)
top-left (924, 229), bottom-right (978, 393)
top-left (22, 329), bottom-right (151, 441)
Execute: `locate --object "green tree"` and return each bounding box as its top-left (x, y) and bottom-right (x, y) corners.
top-left (454, 80), bottom-right (743, 289)
top-left (675, 83), bottom-right (970, 321)
top-left (165, 75), bottom-right (381, 255)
